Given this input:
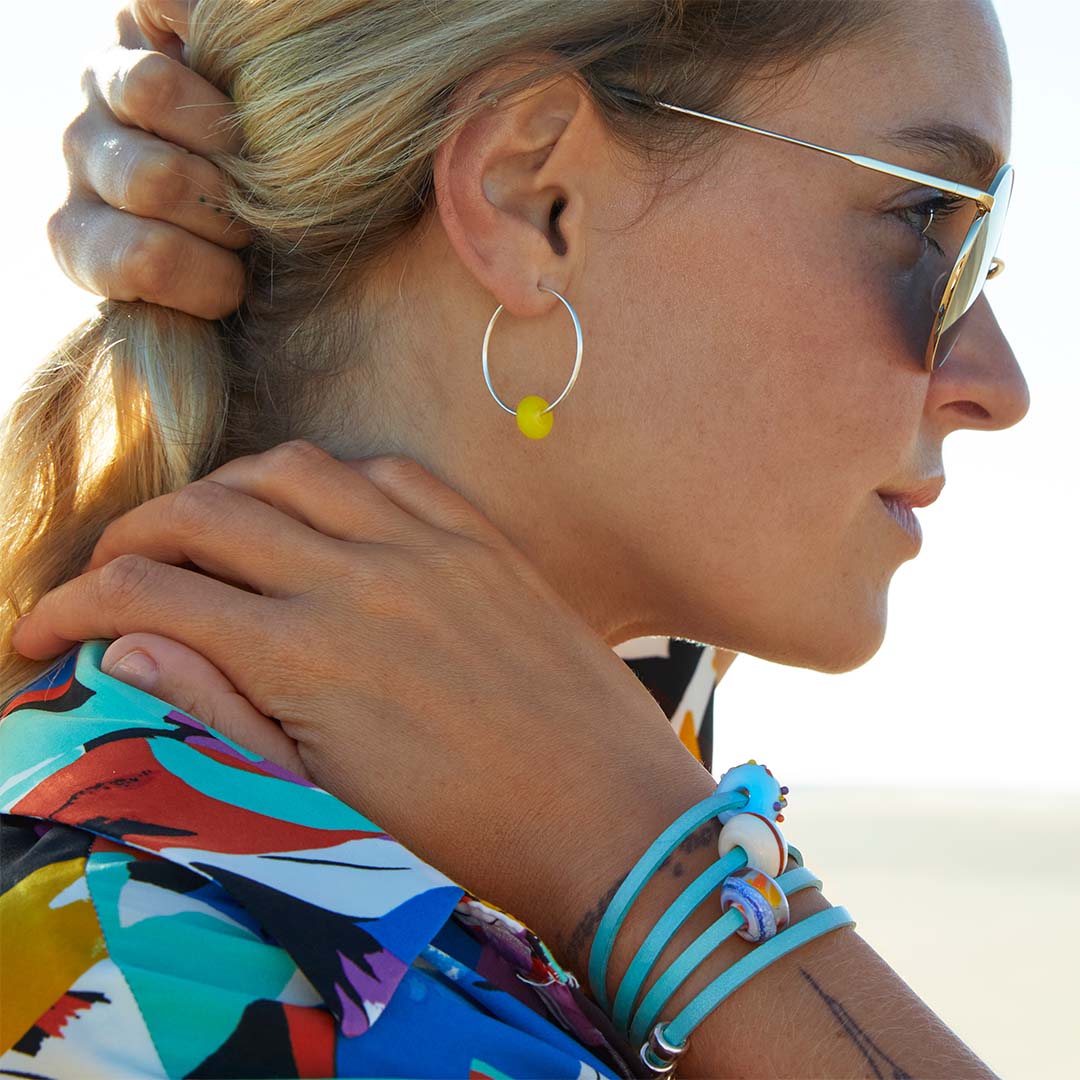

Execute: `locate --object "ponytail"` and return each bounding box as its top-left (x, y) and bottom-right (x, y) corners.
top-left (0, 302), bottom-right (230, 699)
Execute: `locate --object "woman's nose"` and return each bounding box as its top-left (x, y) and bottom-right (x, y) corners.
top-left (928, 292), bottom-right (1030, 431)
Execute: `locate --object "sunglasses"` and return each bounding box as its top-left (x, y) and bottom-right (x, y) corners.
top-left (608, 88), bottom-right (1013, 372)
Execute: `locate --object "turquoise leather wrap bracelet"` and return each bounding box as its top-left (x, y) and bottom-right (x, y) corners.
top-left (583, 761), bottom-right (856, 1077)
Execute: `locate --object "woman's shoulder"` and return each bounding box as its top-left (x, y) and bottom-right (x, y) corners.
top-left (0, 641), bottom-right (638, 1078)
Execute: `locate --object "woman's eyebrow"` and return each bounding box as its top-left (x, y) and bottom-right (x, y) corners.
top-left (880, 121), bottom-right (1006, 190)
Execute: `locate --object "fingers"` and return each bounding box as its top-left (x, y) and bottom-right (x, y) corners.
top-left (51, 43), bottom-right (252, 317)
top-left (85, 476), bottom-right (351, 595)
top-left (127, 0), bottom-right (196, 56)
top-left (51, 7), bottom-right (249, 320)
top-left (190, 441), bottom-right (428, 546)
top-left (117, 8), bottom-right (154, 52)
top-left (65, 105), bottom-right (250, 248)
top-left (64, 105), bottom-right (250, 250)
top-left (11, 556), bottom-right (271, 666)
top-left (349, 456), bottom-right (515, 550)
top-left (47, 194), bottom-right (245, 319)
top-left (77, 440), bottom-right (459, 590)
top-left (92, 45), bottom-right (244, 159)
top-left (18, 440), bottom-right (509, 665)
top-left (100, 632), bottom-right (310, 781)
top-left (197, 441), bottom-right (510, 551)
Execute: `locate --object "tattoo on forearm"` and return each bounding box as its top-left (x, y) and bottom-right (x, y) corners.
top-left (655, 818), bottom-right (717, 871)
top-left (565, 821), bottom-right (718, 976)
top-left (565, 875), bottom-right (626, 975)
top-left (798, 967), bottom-right (912, 1079)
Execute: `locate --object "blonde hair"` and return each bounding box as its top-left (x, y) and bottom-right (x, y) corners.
top-left (0, 0), bottom-right (892, 700)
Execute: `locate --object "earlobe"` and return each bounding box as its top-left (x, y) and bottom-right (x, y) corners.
top-left (432, 64), bottom-right (592, 319)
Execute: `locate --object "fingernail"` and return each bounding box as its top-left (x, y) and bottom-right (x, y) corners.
top-left (106, 650), bottom-right (159, 688)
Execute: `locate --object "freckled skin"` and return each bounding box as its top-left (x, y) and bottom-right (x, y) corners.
top-left (354, 0), bottom-right (1029, 676)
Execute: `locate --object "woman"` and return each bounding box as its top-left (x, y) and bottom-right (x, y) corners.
top-left (0, 0), bottom-right (1025, 1075)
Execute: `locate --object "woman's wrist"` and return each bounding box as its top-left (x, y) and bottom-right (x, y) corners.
top-left (517, 756), bottom-right (829, 1070)
top-left (532, 776), bottom-right (995, 1080)
top-left (531, 753), bottom-right (723, 982)
top-left (469, 702), bottom-right (714, 962)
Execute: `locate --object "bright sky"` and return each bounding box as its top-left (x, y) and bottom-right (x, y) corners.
top-left (2, 1), bottom-right (1076, 790)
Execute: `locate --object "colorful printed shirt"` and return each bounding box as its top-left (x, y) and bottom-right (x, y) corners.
top-left (0, 635), bottom-right (719, 1078)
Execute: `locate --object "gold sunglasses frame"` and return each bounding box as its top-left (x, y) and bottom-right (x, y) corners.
top-left (612, 91), bottom-right (1011, 372)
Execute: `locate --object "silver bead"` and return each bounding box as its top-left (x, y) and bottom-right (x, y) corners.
top-left (639, 1021), bottom-right (688, 1075)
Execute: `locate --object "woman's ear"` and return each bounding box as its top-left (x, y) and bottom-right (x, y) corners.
top-left (432, 60), bottom-right (600, 319)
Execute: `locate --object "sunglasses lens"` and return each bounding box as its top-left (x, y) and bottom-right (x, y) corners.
top-left (891, 223), bottom-right (968, 371)
top-left (927, 165), bottom-right (1014, 370)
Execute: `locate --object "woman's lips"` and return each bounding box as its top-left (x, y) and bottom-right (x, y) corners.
top-left (877, 493), bottom-right (923, 548)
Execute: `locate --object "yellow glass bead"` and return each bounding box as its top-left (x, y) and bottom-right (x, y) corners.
top-left (516, 395), bottom-right (553, 439)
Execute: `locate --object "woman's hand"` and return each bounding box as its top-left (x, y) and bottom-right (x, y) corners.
top-left (11, 441), bottom-right (711, 952)
top-left (49, 0), bottom-right (251, 318)
top-left (91, 628), bottom-right (314, 783)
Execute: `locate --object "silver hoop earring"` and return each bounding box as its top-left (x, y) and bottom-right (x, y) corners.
top-left (481, 285), bottom-right (583, 440)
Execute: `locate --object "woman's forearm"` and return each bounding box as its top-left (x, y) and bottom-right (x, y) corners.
top-left (542, 789), bottom-right (997, 1079)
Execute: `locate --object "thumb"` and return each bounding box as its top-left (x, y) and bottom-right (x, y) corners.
top-left (101, 633), bottom-right (311, 782)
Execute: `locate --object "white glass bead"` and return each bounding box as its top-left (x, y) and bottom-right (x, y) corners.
top-left (718, 811), bottom-right (788, 878)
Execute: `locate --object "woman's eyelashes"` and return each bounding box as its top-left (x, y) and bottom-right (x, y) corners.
top-left (892, 193), bottom-right (967, 256)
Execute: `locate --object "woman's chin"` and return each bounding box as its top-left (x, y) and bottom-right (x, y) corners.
top-left (802, 614), bottom-right (888, 674)
top-left (736, 606), bottom-right (889, 675)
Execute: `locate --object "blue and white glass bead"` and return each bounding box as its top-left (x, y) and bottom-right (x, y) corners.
top-left (720, 866), bottom-right (791, 943)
